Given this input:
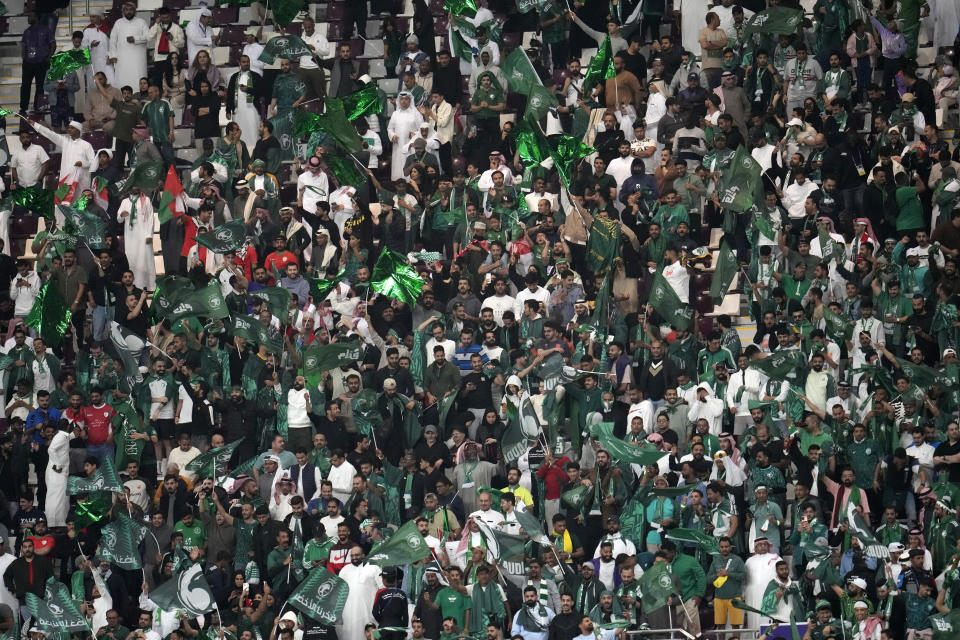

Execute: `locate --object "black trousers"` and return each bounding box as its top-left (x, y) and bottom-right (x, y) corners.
top-left (20, 61), bottom-right (48, 112)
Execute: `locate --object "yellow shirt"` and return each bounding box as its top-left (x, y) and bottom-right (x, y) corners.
top-left (506, 485), bottom-right (534, 507)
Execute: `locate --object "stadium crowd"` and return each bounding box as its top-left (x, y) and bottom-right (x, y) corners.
top-left (1, 0), bottom-right (960, 639)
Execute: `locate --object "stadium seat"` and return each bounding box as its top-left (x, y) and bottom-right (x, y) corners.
top-left (325, 3), bottom-right (345, 21)
top-left (211, 6), bottom-right (239, 23)
top-left (219, 25), bottom-right (247, 45)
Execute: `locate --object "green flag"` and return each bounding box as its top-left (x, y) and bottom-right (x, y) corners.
top-left (371, 248), bottom-right (424, 305)
top-left (258, 34), bottom-right (312, 64)
top-left (717, 146), bottom-right (763, 213)
top-left (0, 108), bottom-right (12, 120)
top-left (514, 119), bottom-right (552, 167)
top-left (845, 502), bottom-right (888, 558)
top-left (731, 598), bottom-right (784, 622)
top-left (270, 0), bottom-right (305, 26)
top-left (749, 350), bottom-right (808, 380)
top-left (592, 425), bottom-right (668, 466)
top-left (150, 563), bottom-right (216, 616)
top-left (710, 239), bottom-right (738, 304)
top-left (26, 579), bottom-right (89, 631)
top-left (501, 394), bottom-right (541, 464)
top-left (186, 439), bottom-right (244, 479)
top-left (12, 185), bottom-right (55, 219)
top-left (651, 485), bottom-right (699, 499)
top-left (582, 35), bottom-right (615, 96)
top-left (231, 314), bottom-right (284, 353)
top-left (306, 269), bottom-right (345, 305)
top-left (451, 28), bottom-right (474, 62)
top-left (152, 274), bottom-right (194, 321)
top-left (73, 495), bottom-right (112, 528)
top-left (549, 133), bottom-right (594, 187)
top-left (166, 281), bottom-right (228, 323)
top-left (303, 342), bottom-right (364, 386)
top-left (743, 5), bottom-right (804, 36)
top-left (443, 0), bottom-right (477, 16)
top-left (289, 567), bottom-right (350, 624)
top-left (350, 389), bottom-right (382, 437)
top-left (930, 609), bottom-right (960, 640)
top-left (637, 561), bottom-right (676, 612)
top-left (113, 410), bottom-right (145, 469)
top-left (67, 456), bottom-right (123, 494)
top-left (46, 48), bottom-right (92, 81)
top-left (620, 497), bottom-right (646, 546)
top-left (524, 84), bottom-right (558, 122)
top-left (250, 286), bottom-right (293, 320)
top-left (474, 518), bottom-right (527, 567)
top-left (513, 505), bottom-right (551, 545)
top-left (821, 305), bottom-right (852, 343)
top-left (366, 520), bottom-right (431, 566)
top-left (293, 106), bottom-right (363, 153)
top-left (664, 528), bottom-right (720, 555)
top-left (197, 220), bottom-right (247, 253)
top-left (647, 272), bottom-right (693, 330)
top-left (119, 161), bottom-right (165, 192)
top-left (561, 484), bottom-right (590, 510)
top-left (96, 512), bottom-right (148, 569)
top-left (327, 83), bottom-right (383, 121)
top-left (60, 204), bottom-right (108, 249)
top-left (894, 356), bottom-right (954, 390)
top-left (587, 215), bottom-right (621, 274)
top-left (324, 154), bottom-right (368, 188)
top-left (502, 47), bottom-right (540, 94)
top-left (25, 282), bottom-right (72, 347)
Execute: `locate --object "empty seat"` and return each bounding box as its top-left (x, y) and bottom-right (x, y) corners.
top-left (326, 2), bottom-right (345, 21)
top-left (279, 183), bottom-right (297, 202)
top-left (326, 21), bottom-right (344, 41)
top-left (82, 131), bottom-right (112, 151)
top-left (211, 6), bottom-right (239, 23)
top-left (220, 24), bottom-right (247, 44)
top-left (349, 38), bottom-right (365, 57)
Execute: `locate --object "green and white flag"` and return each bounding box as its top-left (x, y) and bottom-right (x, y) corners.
top-left (197, 220), bottom-right (247, 254)
top-left (250, 286), bottom-right (293, 320)
top-left (749, 349), bottom-right (808, 380)
top-left (259, 34), bottom-right (312, 64)
top-left (717, 146), bottom-right (762, 213)
top-left (474, 517), bottom-right (527, 575)
top-left (590, 422), bottom-right (668, 467)
top-left (96, 512), bottom-right (149, 569)
top-left (647, 273), bottom-right (693, 330)
top-left (119, 161), bottom-right (165, 192)
top-left (637, 561), bottom-right (675, 612)
top-left (149, 563), bottom-right (216, 616)
top-left (152, 275), bottom-right (194, 321)
top-left (561, 484), bottom-right (589, 510)
top-left (303, 342), bottom-right (363, 386)
top-left (743, 5), bottom-right (804, 36)
top-left (930, 609), bottom-right (960, 640)
top-left (186, 439), bottom-right (244, 480)
top-left (513, 504), bottom-right (550, 545)
top-left (289, 567), bottom-right (350, 624)
top-left (502, 47), bottom-right (540, 95)
top-left (26, 579), bottom-right (89, 631)
top-left (67, 456), bottom-right (123, 494)
top-left (582, 35), bottom-right (616, 96)
top-left (366, 520), bottom-right (431, 566)
top-left (709, 239), bottom-right (738, 304)
top-left (231, 314), bottom-right (284, 353)
top-left (846, 502), bottom-right (888, 558)
top-left (166, 281), bottom-right (229, 323)
top-left (60, 204), bottom-right (107, 248)
top-left (270, 0), bottom-right (305, 26)
top-left (587, 215), bottom-right (621, 275)
top-left (664, 528), bottom-right (720, 555)
top-left (501, 394), bottom-right (541, 464)
top-left (25, 282), bottom-right (72, 347)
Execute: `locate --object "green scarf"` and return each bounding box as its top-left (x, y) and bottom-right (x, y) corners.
top-left (516, 603), bottom-right (551, 632)
top-left (470, 582), bottom-right (506, 633)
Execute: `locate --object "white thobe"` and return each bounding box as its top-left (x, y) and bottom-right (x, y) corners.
top-left (387, 106), bottom-right (424, 181)
top-left (678, 0), bottom-right (710, 55)
top-left (230, 70), bottom-right (261, 150)
top-left (45, 430), bottom-right (71, 526)
top-left (32, 122), bottom-right (95, 192)
top-left (743, 552), bottom-right (782, 628)
top-left (185, 20), bottom-right (214, 65)
top-left (109, 17), bottom-right (149, 90)
top-left (118, 194), bottom-right (157, 291)
top-left (328, 460), bottom-right (356, 505)
top-left (82, 26), bottom-right (114, 85)
top-left (337, 563), bottom-right (382, 640)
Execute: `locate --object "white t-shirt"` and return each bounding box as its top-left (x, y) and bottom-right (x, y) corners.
top-left (11, 145), bottom-right (50, 187)
top-left (297, 170), bottom-right (329, 216)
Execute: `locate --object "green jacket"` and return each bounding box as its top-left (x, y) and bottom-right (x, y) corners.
top-left (706, 553), bottom-right (746, 599)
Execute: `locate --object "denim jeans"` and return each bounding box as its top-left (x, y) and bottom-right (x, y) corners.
top-left (92, 305), bottom-right (108, 343)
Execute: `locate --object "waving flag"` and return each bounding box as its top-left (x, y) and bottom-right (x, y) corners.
top-left (46, 48), bottom-right (92, 81)
top-left (96, 512), bottom-right (148, 569)
top-left (289, 567), bottom-right (350, 624)
top-left (67, 456), bottom-right (123, 494)
top-left (157, 166), bottom-right (186, 223)
top-left (26, 579), bottom-right (89, 631)
top-left (371, 248), bottom-right (424, 305)
top-left (366, 520), bottom-right (431, 566)
top-left (149, 563), bottom-right (216, 616)
top-left (25, 282), bottom-right (72, 347)
top-left (54, 166), bottom-right (82, 204)
top-left (185, 439), bottom-right (244, 479)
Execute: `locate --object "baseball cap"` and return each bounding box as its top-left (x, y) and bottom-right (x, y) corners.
top-left (901, 92), bottom-right (915, 102)
top-left (944, 348), bottom-right (957, 357)
top-left (787, 118), bottom-right (803, 126)
top-left (888, 542), bottom-right (905, 553)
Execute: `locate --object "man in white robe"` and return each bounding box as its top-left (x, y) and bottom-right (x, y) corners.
top-left (337, 547), bottom-right (382, 640)
top-left (45, 426), bottom-right (71, 527)
top-left (742, 537), bottom-right (783, 629)
top-left (185, 8), bottom-right (215, 66)
top-left (28, 119), bottom-right (96, 196)
top-left (109, 2), bottom-right (148, 90)
top-left (226, 56), bottom-right (261, 151)
top-left (386, 92), bottom-right (424, 181)
top-left (117, 187), bottom-right (157, 291)
top-left (82, 10), bottom-right (113, 86)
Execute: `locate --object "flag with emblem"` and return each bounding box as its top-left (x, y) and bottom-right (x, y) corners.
top-left (846, 502), bottom-right (888, 558)
top-left (67, 456), bottom-right (123, 494)
top-left (108, 320), bottom-right (147, 385)
top-left (165, 281), bottom-right (229, 323)
top-left (717, 146), bottom-right (762, 213)
top-left (157, 166), bottom-right (186, 223)
top-left (151, 275), bottom-right (193, 321)
top-left (46, 47), bottom-right (92, 81)
top-left (561, 484), bottom-right (589, 510)
top-left (25, 282), bottom-right (72, 347)
top-left (186, 439), bottom-right (244, 480)
top-left (366, 520), bottom-right (431, 566)
top-left (120, 161), bottom-right (165, 192)
top-left (586, 215), bottom-right (621, 274)
top-left (258, 34), bottom-right (312, 64)
top-left (249, 286), bottom-right (293, 320)
top-left (197, 220), bottom-right (247, 254)
top-left (710, 239), bottom-right (738, 304)
top-left (149, 562), bottom-right (217, 616)
top-left (501, 393), bottom-right (541, 464)
top-left (502, 47), bottom-right (540, 95)
top-left (513, 504), bottom-right (550, 545)
top-left (231, 314), bottom-right (284, 353)
top-left (749, 349), bottom-right (808, 379)
top-left (647, 272), bottom-right (693, 330)
top-left (26, 578), bottom-right (89, 631)
top-left (96, 512), bottom-right (148, 569)
top-left (524, 84), bottom-right (558, 122)
top-left (60, 204), bottom-right (108, 249)
top-left (590, 422), bottom-right (668, 466)
top-left (371, 248), bottom-right (425, 305)
top-left (664, 528), bottom-right (720, 555)
top-left (931, 609), bottom-right (960, 640)
top-left (270, 0), bottom-right (305, 26)
top-left (289, 567), bottom-right (350, 624)
top-left (450, 27), bottom-right (474, 62)
top-left (821, 305), bottom-right (852, 343)
top-left (743, 5), bottom-right (804, 36)
top-left (474, 518), bottom-right (527, 572)
top-left (303, 342), bottom-right (364, 387)
top-left (637, 561), bottom-right (676, 612)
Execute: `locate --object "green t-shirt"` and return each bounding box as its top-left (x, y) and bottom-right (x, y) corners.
top-left (111, 98), bottom-right (143, 143)
top-left (436, 587), bottom-right (472, 628)
top-left (896, 186), bottom-right (925, 231)
top-left (174, 520), bottom-right (208, 550)
top-left (142, 99), bottom-right (174, 141)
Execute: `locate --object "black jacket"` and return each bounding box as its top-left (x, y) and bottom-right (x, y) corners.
top-left (225, 70), bottom-right (263, 114)
top-left (3, 555), bottom-right (53, 599)
top-left (213, 397), bottom-right (273, 461)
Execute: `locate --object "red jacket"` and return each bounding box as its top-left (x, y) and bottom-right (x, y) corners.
top-left (537, 456), bottom-right (571, 500)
